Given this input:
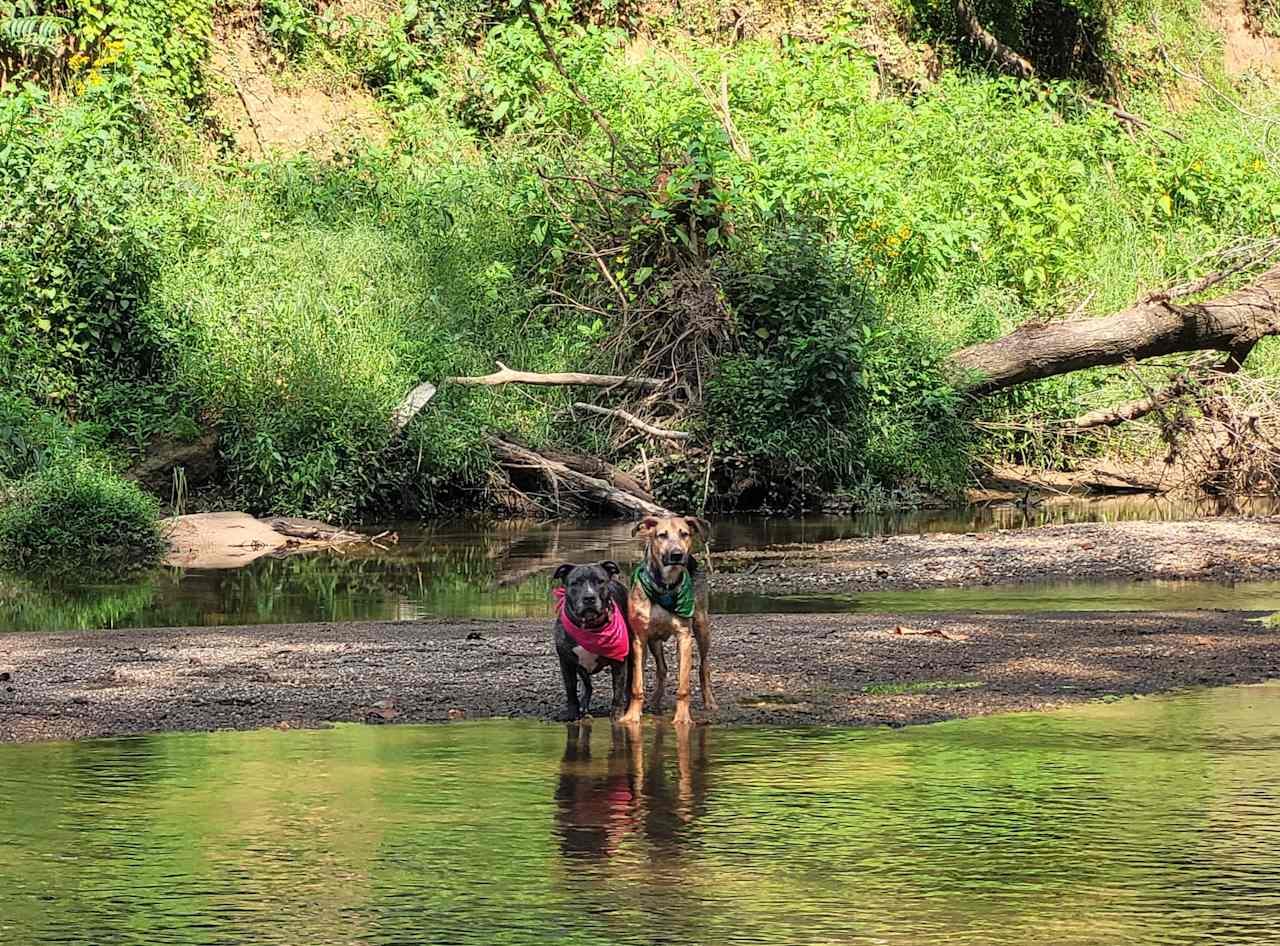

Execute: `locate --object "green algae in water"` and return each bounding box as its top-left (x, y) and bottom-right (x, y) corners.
top-left (3, 683), bottom-right (1280, 945)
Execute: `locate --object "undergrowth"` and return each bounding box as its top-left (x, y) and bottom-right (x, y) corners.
top-left (0, 457), bottom-right (166, 578)
top-left (0, 0), bottom-right (1277, 526)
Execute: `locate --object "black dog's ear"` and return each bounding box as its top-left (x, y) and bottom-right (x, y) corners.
top-left (600, 560), bottom-right (621, 577)
top-left (553, 563), bottom-right (574, 583)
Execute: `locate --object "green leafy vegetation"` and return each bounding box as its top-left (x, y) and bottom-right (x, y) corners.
top-left (0, 457), bottom-right (166, 578)
top-left (0, 0), bottom-right (1277, 532)
top-left (862, 680), bottom-right (985, 694)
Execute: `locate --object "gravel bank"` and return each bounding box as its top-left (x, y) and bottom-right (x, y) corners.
top-left (2, 609), bottom-right (1277, 742)
top-left (710, 517), bottom-right (1280, 594)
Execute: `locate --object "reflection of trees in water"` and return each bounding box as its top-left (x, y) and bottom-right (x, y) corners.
top-left (0, 574), bottom-right (161, 631)
top-left (553, 723), bottom-right (711, 864)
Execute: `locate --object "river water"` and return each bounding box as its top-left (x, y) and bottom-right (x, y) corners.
top-left (3, 683), bottom-right (1279, 945)
top-left (4, 497), bottom-right (1280, 632)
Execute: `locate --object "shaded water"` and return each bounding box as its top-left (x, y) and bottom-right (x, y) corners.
top-left (4, 497), bottom-right (1278, 632)
top-left (4, 684), bottom-right (1280, 945)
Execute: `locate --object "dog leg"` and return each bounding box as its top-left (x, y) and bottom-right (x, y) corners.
top-left (579, 667), bottom-right (593, 719)
top-left (675, 722), bottom-right (694, 822)
top-left (558, 653), bottom-right (581, 721)
top-left (672, 629), bottom-right (694, 726)
top-left (609, 661), bottom-right (628, 719)
top-left (649, 638), bottom-right (668, 712)
top-left (695, 623), bottom-right (716, 711)
top-left (618, 634), bottom-right (645, 724)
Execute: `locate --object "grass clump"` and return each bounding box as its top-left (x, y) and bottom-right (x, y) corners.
top-left (862, 680), bottom-right (984, 695)
top-left (0, 458), bottom-right (167, 579)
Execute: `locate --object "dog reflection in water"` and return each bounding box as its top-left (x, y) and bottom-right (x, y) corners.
top-left (553, 722), bottom-right (710, 860)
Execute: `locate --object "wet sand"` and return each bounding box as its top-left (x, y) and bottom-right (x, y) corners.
top-left (711, 516), bottom-right (1280, 594)
top-left (2, 609), bottom-right (1277, 742)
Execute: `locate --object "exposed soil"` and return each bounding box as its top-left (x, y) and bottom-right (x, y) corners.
top-left (1213, 0), bottom-right (1280, 78)
top-left (208, 9), bottom-right (386, 157)
top-left (1, 608), bottom-right (1277, 742)
top-left (711, 516), bottom-right (1280, 595)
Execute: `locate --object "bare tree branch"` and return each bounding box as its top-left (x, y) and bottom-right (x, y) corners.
top-left (572, 401), bottom-right (692, 440)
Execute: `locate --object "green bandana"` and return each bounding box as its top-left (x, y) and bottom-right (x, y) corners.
top-left (632, 562), bottom-right (695, 618)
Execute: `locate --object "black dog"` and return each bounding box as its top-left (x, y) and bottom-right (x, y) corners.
top-left (552, 561), bottom-right (631, 721)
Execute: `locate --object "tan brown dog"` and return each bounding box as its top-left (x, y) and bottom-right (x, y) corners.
top-left (618, 515), bottom-right (715, 726)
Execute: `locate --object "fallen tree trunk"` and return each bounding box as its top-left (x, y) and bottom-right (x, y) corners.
top-left (948, 265), bottom-right (1280, 395)
top-left (486, 435), bottom-right (671, 517)
top-left (533, 444), bottom-right (656, 501)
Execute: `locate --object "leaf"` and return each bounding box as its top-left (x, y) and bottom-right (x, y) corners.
top-left (491, 100), bottom-right (510, 123)
top-left (1158, 193), bottom-right (1173, 217)
top-left (633, 266), bottom-right (653, 285)
top-left (755, 327), bottom-right (770, 339)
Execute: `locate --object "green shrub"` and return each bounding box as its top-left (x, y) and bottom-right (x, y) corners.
top-left (0, 391), bottom-right (109, 481)
top-left (0, 81), bottom-right (170, 409)
top-left (0, 458), bottom-right (166, 578)
top-left (700, 227), bottom-right (966, 508)
top-left (261, 0), bottom-right (314, 62)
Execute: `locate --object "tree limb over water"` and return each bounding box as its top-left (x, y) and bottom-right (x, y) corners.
top-left (947, 264), bottom-right (1280, 395)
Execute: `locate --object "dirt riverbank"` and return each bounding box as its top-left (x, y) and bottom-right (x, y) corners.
top-left (710, 516), bottom-right (1280, 594)
top-left (2, 609), bottom-right (1277, 742)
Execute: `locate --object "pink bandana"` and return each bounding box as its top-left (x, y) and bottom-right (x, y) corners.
top-left (552, 587), bottom-right (630, 662)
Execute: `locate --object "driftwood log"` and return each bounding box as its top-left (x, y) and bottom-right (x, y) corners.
top-left (386, 361), bottom-right (673, 517)
top-left (948, 265), bottom-right (1280, 395)
top-left (486, 435), bottom-right (671, 517)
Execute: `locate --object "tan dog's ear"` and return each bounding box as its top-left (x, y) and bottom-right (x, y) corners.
top-left (687, 517), bottom-right (712, 542)
top-left (631, 517), bottom-right (659, 537)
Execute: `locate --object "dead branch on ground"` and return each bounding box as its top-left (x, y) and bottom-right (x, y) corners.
top-left (487, 435), bottom-right (671, 517)
top-left (572, 402), bottom-right (691, 440)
